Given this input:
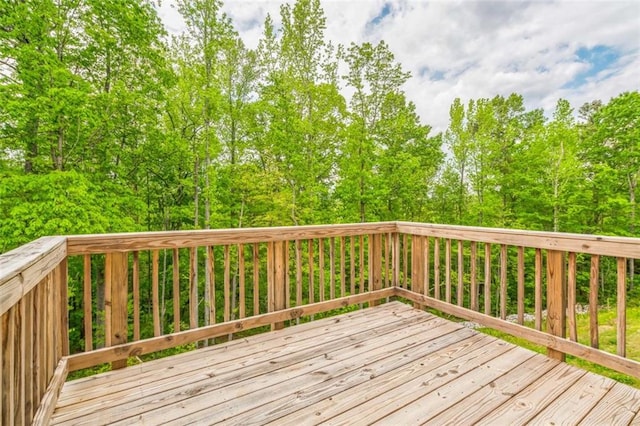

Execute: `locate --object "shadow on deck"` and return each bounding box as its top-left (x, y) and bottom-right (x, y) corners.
top-left (51, 302), bottom-right (640, 425)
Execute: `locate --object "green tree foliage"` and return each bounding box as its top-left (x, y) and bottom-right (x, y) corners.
top-left (336, 41), bottom-right (440, 222)
top-left (254, 0), bottom-right (345, 225)
top-left (1, 0), bottom-right (639, 352)
top-left (0, 170), bottom-right (138, 251)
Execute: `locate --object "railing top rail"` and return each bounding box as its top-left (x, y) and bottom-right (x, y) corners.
top-left (63, 221), bottom-right (640, 257)
top-left (397, 222), bottom-right (640, 258)
top-left (66, 222), bottom-right (398, 255)
top-left (0, 236), bottom-right (66, 315)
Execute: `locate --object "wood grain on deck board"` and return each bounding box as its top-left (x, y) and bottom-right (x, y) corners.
top-left (165, 324), bottom-right (478, 425)
top-left (423, 354), bottom-right (559, 425)
top-left (578, 383), bottom-right (640, 425)
top-left (61, 302), bottom-right (410, 394)
top-left (53, 303), bottom-right (442, 424)
top-left (108, 311), bottom-right (458, 425)
top-left (50, 302), bottom-right (640, 426)
top-left (56, 302), bottom-right (413, 411)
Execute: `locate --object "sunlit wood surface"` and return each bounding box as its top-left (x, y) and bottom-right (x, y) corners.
top-left (51, 302), bottom-right (640, 425)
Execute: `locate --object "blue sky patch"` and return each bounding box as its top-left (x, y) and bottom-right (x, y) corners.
top-left (419, 67), bottom-right (446, 81)
top-left (369, 3), bottom-right (392, 27)
top-left (563, 45), bottom-right (620, 89)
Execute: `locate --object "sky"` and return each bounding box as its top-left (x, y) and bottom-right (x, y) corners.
top-left (157, 0), bottom-right (640, 133)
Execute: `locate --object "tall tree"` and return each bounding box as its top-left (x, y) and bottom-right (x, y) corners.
top-left (338, 40), bottom-right (418, 222)
top-left (255, 0), bottom-right (345, 225)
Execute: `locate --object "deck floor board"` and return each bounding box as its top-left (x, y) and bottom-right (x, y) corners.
top-left (52, 302), bottom-right (640, 425)
top-left (55, 303), bottom-right (415, 415)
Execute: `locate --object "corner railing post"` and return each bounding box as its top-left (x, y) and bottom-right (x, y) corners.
top-left (546, 250), bottom-right (566, 361)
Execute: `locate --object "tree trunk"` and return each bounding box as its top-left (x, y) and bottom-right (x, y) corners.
top-left (24, 118), bottom-right (39, 173)
top-left (54, 125), bottom-right (64, 170)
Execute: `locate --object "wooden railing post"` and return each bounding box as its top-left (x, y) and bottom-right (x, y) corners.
top-left (546, 250), bottom-right (566, 361)
top-left (268, 241), bottom-right (287, 330)
top-left (105, 252), bottom-right (129, 369)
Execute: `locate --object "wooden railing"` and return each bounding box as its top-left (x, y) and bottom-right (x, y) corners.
top-left (395, 222), bottom-right (639, 377)
top-left (63, 223), bottom-right (398, 371)
top-left (1, 221), bottom-right (639, 425)
top-left (0, 237), bottom-right (69, 426)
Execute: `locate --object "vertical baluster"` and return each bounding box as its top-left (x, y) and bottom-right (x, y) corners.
top-left (239, 244), bottom-right (246, 319)
top-left (434, 238), bottom-right (441, 300)
top-left (252, 244), bottom-right (259, 316)
top-left (207, 246), bottom-right (216, 324)
top-left (445, 239), bottom-right (451, 304)
top-left (393, 233), bottom-right (400, 287)
top-left (18, 296), bottom-right (26, 426)
top-left (308, 240), bottom-right (314, 304)
top-left (359, 235), bottom-right (365, 294)
top-left (152, 250), bottom-right (160, 336)
top-left (51, 267), bottom-right (58, 377)
top-left (617, 257), bottom-right (627, 357)
top-left (589, 255), bottom-right (599, 348)
top-left (296, 240), bottom-right (303, 307)
top-left (189, 247), bottom-right (197, 329)
top-left (457, 240), bottom-right (464, 307)
top-left (47, 272), bottom-right (55, 378)
top-left (369, 234), bottom-right (382, 305)
top-left (424, 237), bottom-right (430, 296)
top-left (517, 246), bottom-right (525, 325)
top-left (267, 242), bottom-right (274, 318)
top-left (36, 282), bottom-right (46, 402)
top-left (350, 236), bottom-right (356, 295)
top-left (83, 254), bottom-right (93, 350)
top-left (329, 238), bottom-right (335, 300)
top-left (224, 246), bottom-right (231, 323)
top-left (2, 307), bottom-right (14, 426)
top-left (484, 243), bottom-right (491, 316)
top-left (384, 234), bottom-right (390, 288)
top-left (567, 252), bottom-right (577, 341)
top-left (24, 291), bottom-right (33, 420)
top-left (319, 239), bottom-right (325, 301)
top-left (403, 234), bottom-right (409, 288)
top-left (57, 258), bottom-right (69, 356)
top-left (535, 248), bottom-right (542, 331)
top-left (500, 244), bottom-right (507, 320)
top-left (470, 242), bottom-right (477, 311)
top-left (340, 236), bottom-right (346, 296)
top-left (172, 248), bottom-right (180, 333)
top-left (133, 251), bottom-right (140, 341)
top-left (285, 241), bottom-right (290, 309)
top-left (411, 236), bottom-right (424, 307)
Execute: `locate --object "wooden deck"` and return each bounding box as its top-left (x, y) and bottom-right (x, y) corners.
top-left (51, 302), bottom-right (640, 425)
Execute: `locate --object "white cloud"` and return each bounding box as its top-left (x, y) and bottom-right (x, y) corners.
top-left (159, 0), bottom-right (640, 133)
